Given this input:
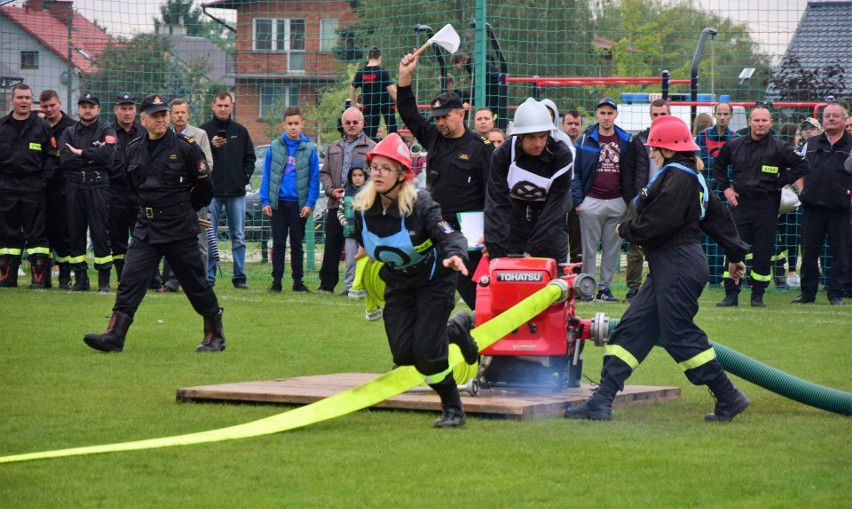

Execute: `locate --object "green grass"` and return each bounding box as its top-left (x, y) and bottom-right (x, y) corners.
top-left (0, 276), bottom-right (849, 508)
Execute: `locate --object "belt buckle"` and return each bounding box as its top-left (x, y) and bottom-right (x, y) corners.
top-left (145, 207), bottom-right (154, 218)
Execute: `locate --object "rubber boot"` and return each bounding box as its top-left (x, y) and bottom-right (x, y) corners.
top-left (98, 269), bottom-right (111, 293)
top-left (114, 259), bottom-right (125, 284)
top-left (58, 263), bottom-right (72, 290)
top-left (750, 289), bottom-right (765, 308)
top-left (705, 373), bottom-right (750, 422)
top-left (196, 308), bottom-right (226, 352)
top-left (446, 311), bottom-right (479, 365)
top-left (563, 378), bottom-right (619, 420)
top-left (716, 279), bottom-right (739, 307)
top-left (0, 255), bottom-right (20, 288)
top-left (44, 259), bottom-right (53, 289)
top-left (29, 254), bottom-right (49, 289)
top-left (429, 373), bottom-right (466, 428)
top-left (71, 270), bottom-right (90, 292)
top-left (83, 312), bottom-right (133, 352)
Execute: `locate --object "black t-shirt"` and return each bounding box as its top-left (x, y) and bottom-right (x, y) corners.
top-left (145, 135), bottom-right (163, 154)
top-left (11, 117), bottom-right (28, 133)
top-left (352, 65), bottom-right (392, 109)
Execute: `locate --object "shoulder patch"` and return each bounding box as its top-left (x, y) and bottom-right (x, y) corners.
top-left (482, 137), bottom-right (492, 145)
top-left (104, 135), bottom-right (116, 144)
top-left (180, 134), bottom-right (195, 144)
top-left (437, 221), bottom-right (454, 234)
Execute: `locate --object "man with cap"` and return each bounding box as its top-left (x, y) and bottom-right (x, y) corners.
top-left (59, 92), bottom-right (117, 292)
top-left (83, 94), bottom-right (224, 353)
top-left (571, 97), bottom-right (633, 302)
top-left (108, 92), bottom-right (146, 283)
top-left (397, 50), bottom-right (494, 310)
top-left (0, 84), bottom-right (55, 289)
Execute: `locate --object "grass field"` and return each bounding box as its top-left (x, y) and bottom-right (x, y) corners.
top-left (0, 270), bottom-right (849, 508)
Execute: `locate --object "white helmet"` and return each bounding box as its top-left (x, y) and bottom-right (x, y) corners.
top-left (511, 98), bottom-right (555, 135)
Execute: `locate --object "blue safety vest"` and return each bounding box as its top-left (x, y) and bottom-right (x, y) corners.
top-left (635, 161), bottom-right (709, 220)
top-left (360, 210), bottom-right (436, 276)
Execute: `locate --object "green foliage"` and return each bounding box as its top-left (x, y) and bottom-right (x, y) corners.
top-left (154, 0), bottom-right (235, 51)
top-left (769, 55), bottom-right (848, 102)
top-left (0, 280), bottom-right (849, 507)
top-left (592, 0), bottom-right (771, 101)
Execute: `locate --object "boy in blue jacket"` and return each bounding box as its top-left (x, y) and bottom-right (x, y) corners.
top-left (260, 107), bottom-right (320, 292)
top-left (337, 159), bottom-right (368, 296)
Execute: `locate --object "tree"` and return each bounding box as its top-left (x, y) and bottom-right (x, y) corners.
top-left (153, 0), bottom-right (234, 51)
top-left (591, 0), bottom-right (771, 103)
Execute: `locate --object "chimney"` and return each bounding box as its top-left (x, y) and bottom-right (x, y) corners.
top-left (24, 0), bottom-right (45, 12)
top-left (47, 0), bottom-right (74, 23)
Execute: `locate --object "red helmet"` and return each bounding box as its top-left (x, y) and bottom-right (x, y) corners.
top-left (645, 115), bottom-right (700, 152)
top-left (366, 133), bottom-right (413, 179)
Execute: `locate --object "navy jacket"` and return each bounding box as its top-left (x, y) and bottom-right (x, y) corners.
top-left (570, 123), bottom-right (632, 206)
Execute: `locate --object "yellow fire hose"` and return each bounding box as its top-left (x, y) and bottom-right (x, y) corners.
top-left (0, 281), bottom-right (568, 464)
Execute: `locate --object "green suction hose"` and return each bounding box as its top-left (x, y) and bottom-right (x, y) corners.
top-left (605, 318), bottom-right (851, 416)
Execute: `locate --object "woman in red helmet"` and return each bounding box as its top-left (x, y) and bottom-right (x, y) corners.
top-left (353, 133), bottom-right (475, 428)
top-left (565, 116), bottom-right (752, 423)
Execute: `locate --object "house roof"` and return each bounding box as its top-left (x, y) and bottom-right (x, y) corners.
top-left (168, 34), bottom-right (234, 86)
top-left (772, 1), bottom-right (852, 97)
top-left (0, 4), bottom-right (113, 74)
top-left (0, 62), bottom-right (23, 81)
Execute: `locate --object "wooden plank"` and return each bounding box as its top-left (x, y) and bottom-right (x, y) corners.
top-left (176, 373), bottom-right (681, 420)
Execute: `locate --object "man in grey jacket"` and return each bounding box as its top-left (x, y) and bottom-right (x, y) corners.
top-left (317, 107), bottom-right (376, 293)
top-left (160, 98), bottom-right (215, 292)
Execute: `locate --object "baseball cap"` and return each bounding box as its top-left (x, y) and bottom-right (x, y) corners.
top-left (800, 117), bottom-right (821, 131)
top-left (78, 93), bottom-right (100, 106)
top-left (429, 92), bottom-right (464, 118)
top-left (596, 97), bottom-right (618, 111)
top-left (140, 94), bottom-right (170, 115)
top-left (115, 92), bottom-right (136, 105)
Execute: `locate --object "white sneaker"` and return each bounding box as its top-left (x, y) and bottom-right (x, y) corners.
top-left (365, 307), bottom-right (383, 321)
top-left (786, 274), bottom-right (801, 287)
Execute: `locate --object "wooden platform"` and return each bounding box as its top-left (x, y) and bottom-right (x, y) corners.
top-left (177, 373), bottom-right (680, 420)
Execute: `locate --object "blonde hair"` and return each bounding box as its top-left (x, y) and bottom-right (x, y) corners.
top-left (352, 164), bottom-right (417, 216)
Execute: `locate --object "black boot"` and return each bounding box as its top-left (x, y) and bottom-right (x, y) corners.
top-left (705, 374), bottom-right (750, 422)
top-left (70, 270), bottom-right (90, 292)
top-left (716, 292), bottom-right (739, 307)
top-left (563, 378), bottom-right (619, 420)
top-left (29, 254), bottom-right (49, 289)
top-left (114, 259), bottom-right (125, 284)
top-left (429, 374), bottom-right (466, 428)
top-left (446, 311), bottom-right (479, 365)
top-left (58, 263), bottom-right (72, 290)
top-left (98, 269), bottom-right (111, 293)
top-left (84, 312), bottom-right (133, 352)
top-left (43, 259), bottom-right (53, 289)
top-left (0, 255), bottom-right (20, 288)
top-left (196, 308), bottom-right (226, 352)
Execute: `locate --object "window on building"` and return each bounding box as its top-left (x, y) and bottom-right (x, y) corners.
top-left (253, 18), bottom-right (306, 72)
top-left (20, 51), bottom-right (39, 69)
top-left (259, 83), bottom-right (299, 118)
top-left (320, 19), bottom-right (339, 52)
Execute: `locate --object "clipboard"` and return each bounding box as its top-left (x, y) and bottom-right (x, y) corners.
top-left (456, 211), bottom-right (484, 251)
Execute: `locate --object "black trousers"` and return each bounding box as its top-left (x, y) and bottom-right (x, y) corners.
top-left (109, 202), bottom-right (137, 265)
top-left (44, 181), bottom-right (71, 262)
top-left (318, 207), bottom-right (344, 290)
top-left (457, 249), bottom-right (482, 310)
top-left (270, 201), bottom-right (307, 284)
top-left (567, 206), bottom-right (582, 263)
top-left (382, 263), bottom-right (457, 377)
top-left (602, 243), bottom-right (724, 390)
top-left (724, 204), bottom-right (778, 296)
top-left (67, 185), bottom-right (112, 270)
top-left (0, 191), bottom-right (47, 255)
top-left (114, 234), bottom-right (218, 319)
top-left (363, 105), bottom-right (398, 140)
top-left (800, 206), bottom-right (850, 300)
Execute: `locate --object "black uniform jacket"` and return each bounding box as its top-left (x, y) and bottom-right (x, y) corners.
top-left (45, 112), bottom-right (75, 184)
top-left (109, 120), bottom-right (146, 199)
top-left (59, 120), bottom-right (117, 187)
top-left (485, 136), bottom-right (573, 259)
top-left (621, 154), bottom-right (749, 263)
top-left (200, 117), bottom-right (255, 197)
top-left (353, 190), bottom-right (469, 279)
top-left (801, 131), bottom-right (852, 211)
top-left (396, 85), bottom-right (493, 225)
top-left (125, 130), bottom-right (212, 243)
top-left (0, 112), bottom-right (55, 193)
top-left (712, 133), bottom-right (808, 204)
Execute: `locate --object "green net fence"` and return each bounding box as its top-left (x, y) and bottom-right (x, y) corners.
top-left (1, 0), bottom-right (848, 288)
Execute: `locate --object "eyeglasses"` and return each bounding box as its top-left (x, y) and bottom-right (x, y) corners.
top-left (370, 166), bottom-right (397, 176)
top-left (343, 120), bottom-right (361, 126)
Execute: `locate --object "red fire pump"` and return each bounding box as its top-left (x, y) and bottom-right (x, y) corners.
top-left (473, 257), bottom-right (613, 392)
